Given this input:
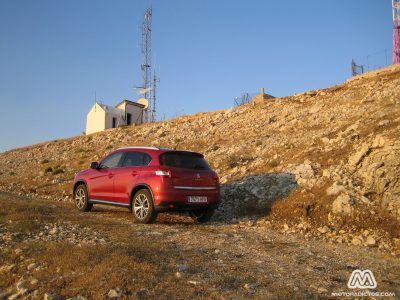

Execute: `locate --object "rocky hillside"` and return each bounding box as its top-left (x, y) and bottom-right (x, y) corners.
top-left (1, 65), bottom-right (399, 253)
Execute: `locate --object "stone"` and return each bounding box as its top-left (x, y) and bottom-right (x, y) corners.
top-left (326, 183), bottom-right (346, 196)
top-left (44, 293), bottom-right (63, 300)
top-left (49, 226), bottom-right (58, 235)
top-left (243, 283), bottom-right (251, 290)
top-left (378, 120), bottom-right (389, 126)
top-left (16, 279), bottom-right (26, 291)
top-left (317, 226), bottom-right (329, 234)
top-left (0, 264), bottom-right (15, 273)
top-left (107, 288), bottom-right (122, 299)
top-left (27, 262), bottom-right (38, 271)
top-left (332, 193), bottom-right (355, 215)
top-left (8, 293), bottom-right (21, 300)
top-left (348, 144), bottom-right (370, 167)
top-left (351, 237), bottom-right (362, 246)
top-left (177, 264), bottom-right (188, 272)
top-left (371, 135), bottom-right (386, 148)
top-left (67, 296), bottom-right (87, 300)
top-left (365, 236), bottom-right (376, 246)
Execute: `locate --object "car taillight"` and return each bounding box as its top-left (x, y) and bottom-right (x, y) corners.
top-left (155, 170), bottom-right (171, 177)
top-left (212, 173), bottom-right (219, 184)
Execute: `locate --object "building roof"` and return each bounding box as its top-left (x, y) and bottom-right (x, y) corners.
top-left (97, 103), bottom-right (124, 116)
top-left (115, 99), bottom-right (145, 109)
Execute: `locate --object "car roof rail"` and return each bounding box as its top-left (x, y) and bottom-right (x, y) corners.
top-left (116, 146), bottom-right (160, 151)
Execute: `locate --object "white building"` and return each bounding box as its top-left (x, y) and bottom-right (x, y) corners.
top-left (86, 99), bottom-right (146, 135)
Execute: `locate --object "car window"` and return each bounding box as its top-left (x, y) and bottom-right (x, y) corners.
top-left (99, 152), bottom-right (124, 169)
top-left (143, 153), bottom-right (152, 165)
top-left (159, 152), bottom-right (210, 170)
top-left (121, 152), bottom-right (152, 167)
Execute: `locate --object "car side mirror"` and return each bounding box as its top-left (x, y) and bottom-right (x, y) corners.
top-left (90, 162), bottom-right (99, 169)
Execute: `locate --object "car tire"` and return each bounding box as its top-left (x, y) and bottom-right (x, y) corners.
top-left (132, 189), bottom-right (157, 224)
top-left (189, 208), bottom-right (214, 223)
top-left (74, 184), bottom-right (93, 212)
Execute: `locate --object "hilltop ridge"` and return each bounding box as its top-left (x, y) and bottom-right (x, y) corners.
top-left (1, 64), bottom-right (399, 252)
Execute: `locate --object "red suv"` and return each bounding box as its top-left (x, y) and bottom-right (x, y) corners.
top-left (73, 147), bottom-right (220, 223)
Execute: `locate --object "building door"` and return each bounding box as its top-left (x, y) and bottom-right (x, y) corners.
top-left (112, 117), bottom-right (116, 128)
top-left (127, 113), bottom-right (132, 125)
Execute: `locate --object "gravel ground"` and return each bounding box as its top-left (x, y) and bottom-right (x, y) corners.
top-left (0, 193), bottom-right (399, 299)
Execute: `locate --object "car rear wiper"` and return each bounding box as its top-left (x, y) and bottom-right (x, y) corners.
top-left (193, 165), bottom-right (206, 169)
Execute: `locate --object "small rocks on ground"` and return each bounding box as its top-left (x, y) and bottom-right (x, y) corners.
top-left (107, 288), bottom-right (122, 299)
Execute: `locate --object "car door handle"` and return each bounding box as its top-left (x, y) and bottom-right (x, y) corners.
top-left (131, 171), bottom-right (138, 176)
top-left (108, 173), bottom-right (114, 178)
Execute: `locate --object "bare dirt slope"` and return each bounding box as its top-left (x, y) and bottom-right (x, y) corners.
top-left (0, 193), bottom-right (399, 299)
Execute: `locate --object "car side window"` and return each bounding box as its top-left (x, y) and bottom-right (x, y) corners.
top-left (99, 152), bottom-right (124, 169)
top-left (142, 153), bottom-right (151, 165)
top-left (121, 152), bottom-right (152, 167)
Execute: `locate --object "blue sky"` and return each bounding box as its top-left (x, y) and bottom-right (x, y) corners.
top-left (0, 0), bottom-right (393, 152)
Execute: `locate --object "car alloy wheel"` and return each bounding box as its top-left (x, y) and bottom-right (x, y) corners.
top-left (75, 186), bottom-right (86, 209)
top-left (134, 193), bottom-right (150, 220)
top-left (74, 184), bottom-right (92, 212)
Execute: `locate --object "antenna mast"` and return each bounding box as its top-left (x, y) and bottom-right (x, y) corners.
top-left (394, 0), bottom-right (400, 64)
top-left (152, 68), bottom-right (160, 122)
top-left (141, 7), bottom-right (153, 122)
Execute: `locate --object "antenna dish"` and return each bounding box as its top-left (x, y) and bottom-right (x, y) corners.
top-left (137, 98), bottom-right (149, 109)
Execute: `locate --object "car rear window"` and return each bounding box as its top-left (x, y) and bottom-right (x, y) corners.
top-left (159, 152), bottom-right (210, 169)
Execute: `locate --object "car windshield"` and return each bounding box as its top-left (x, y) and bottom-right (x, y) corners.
top-left (159, 152), bottom-right (210, 170)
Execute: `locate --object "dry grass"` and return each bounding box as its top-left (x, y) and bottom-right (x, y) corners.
top-left (1, 193), bottom-right (400, 299)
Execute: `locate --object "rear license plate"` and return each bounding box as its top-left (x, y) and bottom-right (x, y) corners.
top-left (187, 196), bottom-right (208, 203)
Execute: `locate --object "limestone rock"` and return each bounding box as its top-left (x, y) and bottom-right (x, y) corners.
top-left (332, 193), bottom-right (355, 215)
top-left (348, 144), bottom-right (370, 168)
top-left (107, 288), bottom-right (122, 299)
top-left (365, 236), bottom-right (376, 246)
top-left (326, 182), bottom-right (346, 196)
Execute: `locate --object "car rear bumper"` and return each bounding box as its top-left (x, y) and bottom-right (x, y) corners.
top-left (153, 187), bottom-right (220, 212)
top-left (155, 201), bottom-right (219, 212)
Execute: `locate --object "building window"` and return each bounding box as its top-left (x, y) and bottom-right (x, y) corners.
top-left (112, 117), bottom-right (116, 128)
top-left (127, 113), bottom-right (132, 125)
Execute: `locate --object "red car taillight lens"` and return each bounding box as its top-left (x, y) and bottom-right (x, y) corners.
top-left (212, 172), bottom-right (219, 184)
top-left (155, 170), bottom-right (171, 177)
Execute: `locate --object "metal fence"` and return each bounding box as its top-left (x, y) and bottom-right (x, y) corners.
top-left (233, 92), bottom-right (258, 107)
top-left (351, 49), bottom-right (391, 76)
